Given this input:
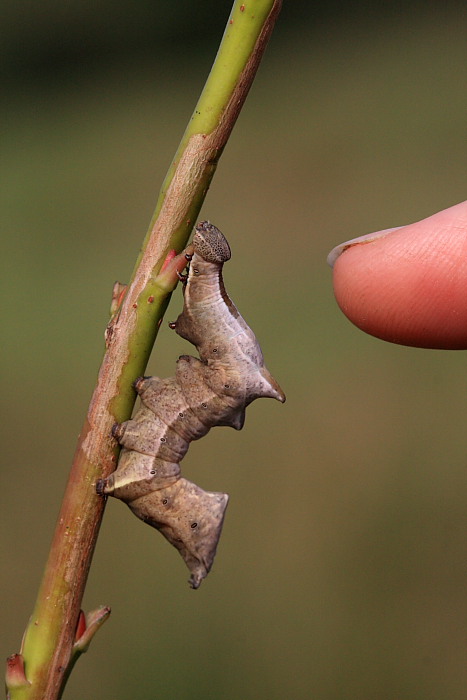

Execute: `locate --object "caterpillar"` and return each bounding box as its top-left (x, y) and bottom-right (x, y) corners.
top-left (97, 221), bottom-right (285, 588)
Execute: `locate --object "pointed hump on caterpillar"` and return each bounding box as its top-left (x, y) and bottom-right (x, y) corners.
top-left (193, 221), bottom-right (231, 263)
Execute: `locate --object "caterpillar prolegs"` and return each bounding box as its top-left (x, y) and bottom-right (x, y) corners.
top-left (97, 222), bottom-right (285, 588)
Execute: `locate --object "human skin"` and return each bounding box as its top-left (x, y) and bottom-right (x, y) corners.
top-left (328, 200), bottom-right (467, 350)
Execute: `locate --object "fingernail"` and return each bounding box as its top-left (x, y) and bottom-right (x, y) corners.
top-left (327, 227), bottom-right (404, 268)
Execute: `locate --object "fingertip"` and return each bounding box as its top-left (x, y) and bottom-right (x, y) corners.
top-left (330, 201), bottom-right (467, 350)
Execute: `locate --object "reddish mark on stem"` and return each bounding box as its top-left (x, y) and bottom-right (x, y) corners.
top-left (147, 296), bottom-right (154, 304)
top-left (240, 4), bottom-right (245, 11)
top-left (160, 249), bottom-right (177, 272)
top-left (74, 610), bottom-right (87, 642)
top-left (115, 287), bottom-right (126, 308)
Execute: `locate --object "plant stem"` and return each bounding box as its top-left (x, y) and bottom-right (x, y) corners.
top-left (6, 1), bottom-right (282, 698)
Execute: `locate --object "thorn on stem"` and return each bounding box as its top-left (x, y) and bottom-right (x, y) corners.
top-left (5, 654), bottom-right (30, 690)
top-left (72, 606), bottom-right (111, 655)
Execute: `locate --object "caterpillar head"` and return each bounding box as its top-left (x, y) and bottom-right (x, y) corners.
top-left (193, 221), bottom-right (231, 263)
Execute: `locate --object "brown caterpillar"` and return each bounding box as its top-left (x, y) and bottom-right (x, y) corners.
top-left (97, 222), bottom-right (285, 588)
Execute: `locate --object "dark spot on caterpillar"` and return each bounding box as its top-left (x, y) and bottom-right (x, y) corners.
top-left (100, 222), bottom-right (285, 589)
top-left (169, 322), bottom-right (176, 329)
top-left (147, 296), bottom-right (154, 303)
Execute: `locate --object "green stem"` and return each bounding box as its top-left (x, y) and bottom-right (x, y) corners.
top-left (7, 1), bottom-right (282, 699)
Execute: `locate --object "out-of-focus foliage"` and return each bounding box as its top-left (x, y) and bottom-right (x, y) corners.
top-left (2, 3), bottom-right (467, 699)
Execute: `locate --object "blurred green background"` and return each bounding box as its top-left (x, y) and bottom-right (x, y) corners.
top-left (2, 2), bottom-right (467, 698)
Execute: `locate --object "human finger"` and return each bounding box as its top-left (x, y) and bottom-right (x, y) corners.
top-left (328, 201), bottom-right (467, 349)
